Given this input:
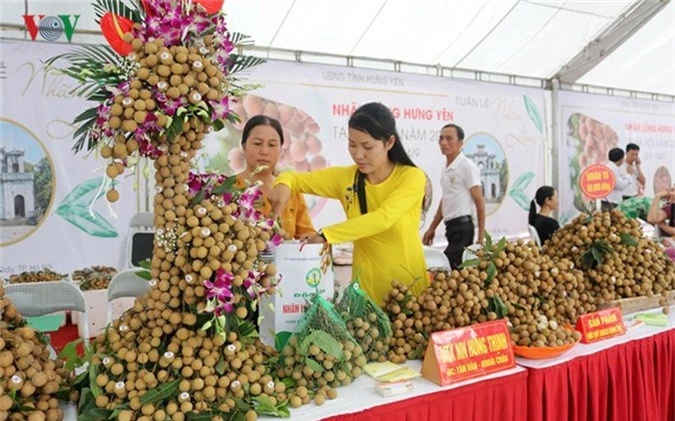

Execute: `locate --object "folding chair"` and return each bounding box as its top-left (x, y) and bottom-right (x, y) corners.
top-left (107, 269), bottom-right (151, 324)
top-left (126, 212), bottom-right (154, 269)
top-left (5, 281), bottom-right (90, 345)
top-left (423, 247), bottom-right (451, 270)
top-left (528, 224), bottom-right (542, 248)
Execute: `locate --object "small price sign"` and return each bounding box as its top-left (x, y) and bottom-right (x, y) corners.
top-left (575, 307), bottom-right (625, 344)
top-left (421, 319), bottom-right (515, 386)
top-left (579, 163), bottom-right (616, 200)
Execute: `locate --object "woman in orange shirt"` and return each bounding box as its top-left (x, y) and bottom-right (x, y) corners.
top-left (236, 115), bottom-right (316, 239)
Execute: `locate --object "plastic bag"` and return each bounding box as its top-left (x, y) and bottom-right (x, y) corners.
top-left (336, 281), bottom-right (392, 362)
top-left (277, 295), bottom-right (366, 391)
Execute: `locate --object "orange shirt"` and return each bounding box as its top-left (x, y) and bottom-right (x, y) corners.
top-left (236, 175), bottom-right (316, 240)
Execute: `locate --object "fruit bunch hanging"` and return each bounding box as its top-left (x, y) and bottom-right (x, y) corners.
top-left (49, 0), bottom-right (307, 419)
top-left (0, 285), bottom-right (70, 420)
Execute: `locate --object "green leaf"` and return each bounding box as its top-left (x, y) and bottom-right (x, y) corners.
top-left (201, 320), bottom-right (213, 331)
top-left (215, 357), bottom-right (225, 375)
top-left (233, 398), bottom-right (251, 412)
top-left (591, 247), bottom-right (604, 266)
top-left (254, 395), bottom-right (291, 418)
top-left (484, 232), bottom-right (493, 251)
top-left (89, 363), bottom-right (103, 398)
top-left (135, 270), bottom-right (151, 280)
top-left (109, 405), bottom-right (130, 419)
top-left (8, 389), bottom-right (17, 400)
top-left (524, 95), bottom-right (543, 133)
top-left (59, 338), bottom-right (84, 371)
top-left (78, 388), bottom-right (96, 413)
top-left (620, 233), bottom-right (638, 246)
top-left (190, 190), bottom-right (206, 206)
top-left (237, 320), bottom-right (259, 339)
top-left (299, 331), bottom-right (344, 360)
top-left (304, 357), bottom-right (325, 373)
top-left (139, 258), bottom-right (151, 270)
top-left (92, 0), bottom-right (142, 24)
top-left (212, 176), bottom-right (237, 196)
top-left (486, 262), bottom-right (497, 282)
top-left (459, 258), bottom-right (480, 268)
top-left (274, 331), bottom-right (293, 353)
top-left (281, 377), bottom-right (296, 389)
top-left (56, 204), bottom-right (119, 238)
top-left (230, 32), bottom-right (256, 46)
top-left (228, 54), bottom-right (267, 74)
top-left (213, 119), bottom-right (225, 132)
top-left (77, 408), bottom-right (113, 421)
top-left (496, 237), bottom-right (507, 253)
top-left (139, 378), bottom-right (180, 404)
top-left (165, 116), bottom-right (184, 142)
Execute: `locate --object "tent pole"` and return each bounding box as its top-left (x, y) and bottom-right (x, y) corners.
top-left (551, 78), bottom-right (560, 219)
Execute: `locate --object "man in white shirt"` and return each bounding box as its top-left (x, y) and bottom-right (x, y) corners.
top-left (604, 148), bottom-right (633, 209)
top-left (622, 143), bottom-right (645, 200)
top-left (423, 124), bottom-right (485, 269)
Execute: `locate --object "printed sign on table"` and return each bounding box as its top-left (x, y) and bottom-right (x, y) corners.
top-left (421, 319), bottom-right (515, 386)
top-left (575, 307), bottom-right (625, 344)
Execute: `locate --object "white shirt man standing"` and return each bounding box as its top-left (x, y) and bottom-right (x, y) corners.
top-left (605, 148), bottom-right (633, 209)
top-left (422, 124), bottom-right (485, 269)
top-left (622, 143), bottom-right (645, 200)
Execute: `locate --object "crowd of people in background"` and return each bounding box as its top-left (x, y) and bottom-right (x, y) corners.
top-left (239, 106), bottom-right (675, 303)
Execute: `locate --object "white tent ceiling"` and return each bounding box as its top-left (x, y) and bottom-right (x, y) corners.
top-left (1, 0), bottom-right (674, 95)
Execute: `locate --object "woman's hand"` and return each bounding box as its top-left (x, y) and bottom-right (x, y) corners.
top-left (268, 184), bottom-right (292, 219)
top-left (302, 233), bottom-right (326, 244)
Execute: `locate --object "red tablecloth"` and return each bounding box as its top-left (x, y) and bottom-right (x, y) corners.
top-left (321, 370), bottom-right (529, 421)
top-left (527, 329), bottom-right (675, 421)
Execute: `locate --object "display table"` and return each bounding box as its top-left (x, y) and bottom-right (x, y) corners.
top-left (520, 308), bottom-right (675, 421)
top-left (261, 361), bottom-right (527, 421)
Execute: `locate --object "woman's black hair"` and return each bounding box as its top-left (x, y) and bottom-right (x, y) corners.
top-left (529, 186), bottom-right (556, 225)
top-left (348, 102), bottom-right (417, 214)
top-left (241, 115), bottom-right (284, 146)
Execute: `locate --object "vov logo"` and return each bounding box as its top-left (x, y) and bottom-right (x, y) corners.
top-left (22, 15), bottom-right (81, 42)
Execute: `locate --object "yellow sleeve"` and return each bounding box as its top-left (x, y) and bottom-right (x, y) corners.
top-left (274, 167), bottom-right (352, 200)
top-left (292, 193), bottom-right (317, 239)
top-left (322, 168), bottom-right (425, 244)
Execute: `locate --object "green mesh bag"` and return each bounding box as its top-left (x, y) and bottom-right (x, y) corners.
top-left (278, 295), bottom-right (367, 391)
top-left (618, 196), bottom-right (652, 220)
top-left (336, 281), bottom-right (393, 362)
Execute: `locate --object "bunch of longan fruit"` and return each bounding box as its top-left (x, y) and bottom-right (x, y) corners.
top-left (0, 285), bottom-right (70, 420)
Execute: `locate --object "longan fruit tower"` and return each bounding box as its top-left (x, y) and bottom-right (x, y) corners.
top-left (56, 1), bottom-right (288, 419)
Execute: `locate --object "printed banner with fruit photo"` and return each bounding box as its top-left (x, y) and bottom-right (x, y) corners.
top-left (558, 91), bottom-right (675, 223)
top-left (0, 40), bottom-right (138, 278)
top-left (200, 60), bottom-right (547, 241)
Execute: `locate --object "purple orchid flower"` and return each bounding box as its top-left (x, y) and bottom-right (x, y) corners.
top-left (204, 268), bottom-right (235, 303)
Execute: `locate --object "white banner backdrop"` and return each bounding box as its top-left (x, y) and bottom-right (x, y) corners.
top-left (0, 40), bottom-right (138, 278)
top-left (557, 91), bottom-right (675, 223)
top-left (201, 60), bottom-right (547, 242)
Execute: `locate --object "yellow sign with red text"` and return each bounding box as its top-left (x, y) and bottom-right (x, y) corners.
top-left (421, 319), bottom-right (515, 386)
top-left (575, 307), bottom-right (625, 344)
